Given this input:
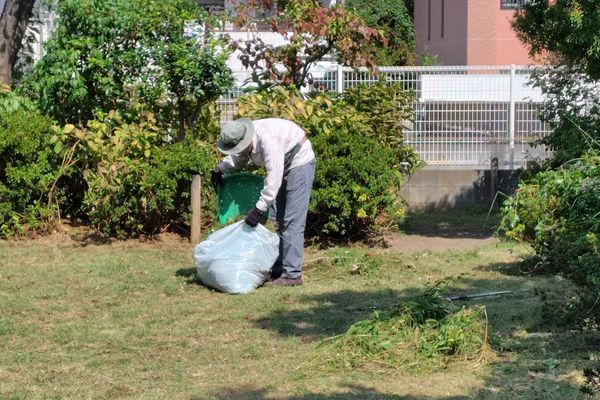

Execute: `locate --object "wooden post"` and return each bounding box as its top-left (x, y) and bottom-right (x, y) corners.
top-left (191, 174), bottom-right (202, 244)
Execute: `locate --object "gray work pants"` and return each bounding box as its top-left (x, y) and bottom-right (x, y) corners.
top-left (270, 160), bottom-right (316, 279)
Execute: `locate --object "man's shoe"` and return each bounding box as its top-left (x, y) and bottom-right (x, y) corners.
top-left (270, 276), bottom-right (303, 286)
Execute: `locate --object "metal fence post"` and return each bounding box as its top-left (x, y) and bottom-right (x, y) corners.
top-left (508, 64), bottom-right (516, 169)
top-left (336, 64), bottom-right (344, 93)
top-left (490, 157), bottom-right (499, 206)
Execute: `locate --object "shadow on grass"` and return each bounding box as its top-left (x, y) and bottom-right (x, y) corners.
top-left (176, 267), bottom-right (196, 279)
top-left (254, 287), bottom-right (422, 340)
top-left (253, 265), bottom-right (540, 340)
top-left (480, 254), bottom-right (557, 278)
top-left (194, 385), bottom-right (429, 399)
top-left (398, 205), bottom-right (500, 240)
top-left (199, 376), bottom-right (589, 399)
top-left (176, 267), bottom-right (198, 282)
top-left (194, 385), bottom-right (417, 400)
top-left (176, 267), bottom-right (240, 295)
top-left (243, 259), bottom-right (598, 399)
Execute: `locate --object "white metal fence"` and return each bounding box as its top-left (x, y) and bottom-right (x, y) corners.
top-left (33, 15), bottom-right (549, 169)
top-left (217, 65), bottom-right (552, 169)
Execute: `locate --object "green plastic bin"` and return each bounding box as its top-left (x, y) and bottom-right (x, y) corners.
top-left (217, 172), bottom-right (265, 225)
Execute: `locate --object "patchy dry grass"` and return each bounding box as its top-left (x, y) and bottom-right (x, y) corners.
top-left (1, 211), bottom-right (599, 399)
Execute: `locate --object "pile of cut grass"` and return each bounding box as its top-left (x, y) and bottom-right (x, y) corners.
top-left (321, 284), bottom-right (496, 371)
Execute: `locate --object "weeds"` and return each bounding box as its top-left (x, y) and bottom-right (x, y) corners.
top-left (321, 283), bottom-right (496, 371)
top-left (308, 248), bottom-right (401, 278)
top-left (582, 367), bottom-right (600, 395)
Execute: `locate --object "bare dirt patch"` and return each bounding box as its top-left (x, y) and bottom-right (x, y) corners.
top-left (381, 206), bottom-right (500, 254)
top-left (3, 206), bottom-right (499, 256)
top-left (381, 230), bottom-right (497, 254)
top-left (3, 221), bottom-right (191, 250)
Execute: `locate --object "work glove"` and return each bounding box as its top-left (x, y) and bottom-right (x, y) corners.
top-left (210, 169), bottom-right (223, 190)
top-left (245, 207), bottom-right (266, 227)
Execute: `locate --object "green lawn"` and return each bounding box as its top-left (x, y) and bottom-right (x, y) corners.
top-left (1, 215), bottom-right (598, 399)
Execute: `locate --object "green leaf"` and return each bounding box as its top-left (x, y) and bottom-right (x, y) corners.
top-left (63, 124), bottom-right (76, 134)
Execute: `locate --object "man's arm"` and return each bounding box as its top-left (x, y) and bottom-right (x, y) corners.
top-left (255, 139), bottom-right (285, 212)
top-left (217, 153), bottom-right (250, 174)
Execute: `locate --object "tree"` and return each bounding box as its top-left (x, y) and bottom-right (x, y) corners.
top-left (21, 0), bottom-right (233, 139)
top-left (511, 0), bottom-right (600, 161)
top-left (512, 0), bottom-right (600, 79)
top-left (0, 0), bottom-right (36, 86)
top-left (500, 0), bottom-right (600, 325)
top-left (344, 0), bottom-right (415, 65)
top-left (232, 0), bottom-right (386, 89)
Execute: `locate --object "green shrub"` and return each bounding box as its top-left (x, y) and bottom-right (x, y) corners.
top-left (500, 151), bottom-right (600, 292)
top-left (0, 92), bottom-right (64, 237)
top-left (310, 127), bottom-right (398, 236)
top-left (21, 0), bottom-right (233, 139)
top-left (59, 110), bottom-right (219, 237)
top-left (236, 84), bottom-right (419, 238)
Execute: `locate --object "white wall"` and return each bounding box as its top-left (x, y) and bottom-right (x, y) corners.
top-left (421, 74), bottom-right (545, 102)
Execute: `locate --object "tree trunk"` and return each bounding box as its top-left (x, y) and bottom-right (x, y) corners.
top-left (0, 0), bottom-right (36, 86)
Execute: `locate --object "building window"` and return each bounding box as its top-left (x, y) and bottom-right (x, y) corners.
top-left (428, 0), bottom-right (431, 41)
top-left (501, 0), bottom-right (527, 9)
top-left (441, 0), bottom-right (444, 38)
top-left (197, 0), bottom-right (224, 12)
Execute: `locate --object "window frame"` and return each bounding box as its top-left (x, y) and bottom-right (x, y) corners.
top-left (500, 0), bottom-right (527, 10)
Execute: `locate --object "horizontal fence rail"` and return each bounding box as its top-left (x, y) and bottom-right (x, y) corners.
top-left (222, 65), bottom-right (554, 170)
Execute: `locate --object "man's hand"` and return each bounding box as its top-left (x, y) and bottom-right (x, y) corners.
top-left (245, 207), bottom-right (266, 227)
top-left (211, 168), bottom-right (223, 190)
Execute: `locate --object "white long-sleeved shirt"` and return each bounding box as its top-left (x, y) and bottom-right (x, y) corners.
top-left (217, 118), bottom-right (316, 212)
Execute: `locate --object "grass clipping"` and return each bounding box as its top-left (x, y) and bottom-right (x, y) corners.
top-left (321, 285), bottom-right (497, 371)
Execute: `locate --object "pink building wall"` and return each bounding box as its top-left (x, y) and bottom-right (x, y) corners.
top-left (415, 0), bottom-right (537, 65)
top-left (492, 5), bottom-right (532, 65)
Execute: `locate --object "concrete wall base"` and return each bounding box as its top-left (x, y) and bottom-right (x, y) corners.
top-left (400, 167), bottom-right (522, 210)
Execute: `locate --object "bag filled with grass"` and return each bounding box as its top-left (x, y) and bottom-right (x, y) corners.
top-left (193, 221), bottom-right (279, 294)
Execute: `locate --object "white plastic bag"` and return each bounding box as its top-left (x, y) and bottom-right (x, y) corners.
top-left (193, 221), bottom-right (279, 294)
